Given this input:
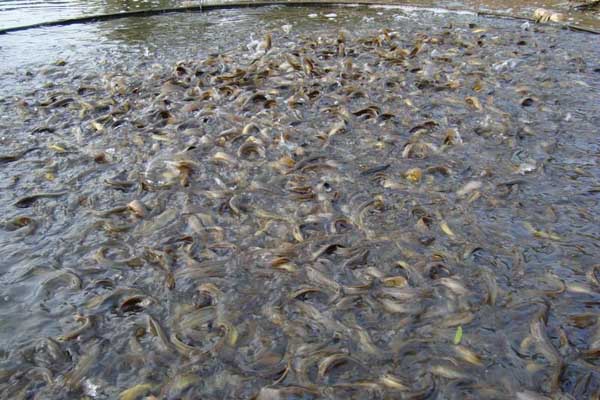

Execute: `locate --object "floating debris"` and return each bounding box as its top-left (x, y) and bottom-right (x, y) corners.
top-left (454, 326), bottom-right (463, 345)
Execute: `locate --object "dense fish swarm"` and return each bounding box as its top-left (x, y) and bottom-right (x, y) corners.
top-left (1, 10), bottom-right (600, 399)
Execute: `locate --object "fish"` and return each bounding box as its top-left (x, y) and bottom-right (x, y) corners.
top-left (1, 16), bottom-right (597, 399)
top-left (14, 191), bottom-right (68, 208)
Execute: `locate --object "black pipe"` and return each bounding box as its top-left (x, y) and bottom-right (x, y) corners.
top-left (0, 1), bottom-right (598, 35)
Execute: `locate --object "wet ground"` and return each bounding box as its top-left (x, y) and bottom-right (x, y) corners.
top-left (1, 3), bottom-right (600, 400)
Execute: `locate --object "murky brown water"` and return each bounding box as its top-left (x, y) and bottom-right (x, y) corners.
top-left (1, 4), bottom-right (600, 400)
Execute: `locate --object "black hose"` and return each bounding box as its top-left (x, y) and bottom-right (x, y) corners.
top-left (0, 1), bottom-right (598, 35)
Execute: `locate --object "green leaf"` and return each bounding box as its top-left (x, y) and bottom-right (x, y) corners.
top-left (453, 326), bottom-right (463, 345)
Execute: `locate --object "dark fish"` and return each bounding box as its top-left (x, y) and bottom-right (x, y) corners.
top-left (14, 191), bottom-right (68, 208)
top-left (360, 164), bottom-right (390, 176)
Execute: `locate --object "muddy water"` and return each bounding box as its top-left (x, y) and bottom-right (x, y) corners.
top-left (404, 0), bottom-right (600, 30)
top-left (1, 4), bottom-right (600, 400)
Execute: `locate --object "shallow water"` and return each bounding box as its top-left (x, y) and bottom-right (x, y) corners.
top-left (1, 3), bottom-right (600, 400)
top-left (0, 0), bottom-right (183, 30)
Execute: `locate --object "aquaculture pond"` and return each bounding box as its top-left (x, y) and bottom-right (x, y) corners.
top-left (1, 4), bottom-right (600, 399)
